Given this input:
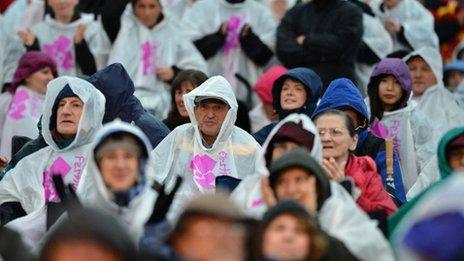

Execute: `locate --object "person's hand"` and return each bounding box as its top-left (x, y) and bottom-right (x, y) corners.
top-left (74, 24), bottom-right (86, 44)
top-left (0, 156), bottom-right (9, 171)
top-left (220, 21), bottom-right (229, 35)
top-left (240, 24), bottom-right (251, 38)
top-left (296, 35), bottom-right (306, 45)
top-left (384, 19), bottom-right (401, 34)
top-left (17, 29), bottom-right (36, 46)
top-left (155, 65), bottom-right (175, 82)
top-left (322, 157), bottom-right (346, 182)
top-left (261, 177), bottom-right (277, 208)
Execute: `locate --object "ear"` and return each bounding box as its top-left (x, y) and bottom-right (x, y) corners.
top-left (349, 134), bottom-right (358, 152)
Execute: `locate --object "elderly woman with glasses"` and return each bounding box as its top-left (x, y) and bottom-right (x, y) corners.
top-left (314, 109), bottom-right (397, 216)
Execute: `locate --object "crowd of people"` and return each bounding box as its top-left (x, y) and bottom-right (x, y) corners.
top-left (0, 0), bottom-right (464, 260)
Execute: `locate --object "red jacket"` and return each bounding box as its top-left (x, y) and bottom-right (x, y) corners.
top-left (345, 155), bottom-right (397, 215)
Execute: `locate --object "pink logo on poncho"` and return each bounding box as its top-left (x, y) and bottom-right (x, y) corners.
top-left (43, 157), bottom-right (71, 202)
top-left (140, 41), bottom-right (159, 76)
top-left (189, 154), bottom-right (217, 190)
top-left (43, 35), bottom-right (74, 71)
top-left (223, 15), bottom-right (243, 55)
top-left (8, 89), bottom-right (29, 120)
top-left (370, 121), bottom-right (389, 139)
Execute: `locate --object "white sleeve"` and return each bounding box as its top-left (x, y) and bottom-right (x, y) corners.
top-left (401, 2), bottom-right (439, 49)
top-left (406, 156), bottom-right (440, 200)
top-left (410, 109), bottom-right (438, 171)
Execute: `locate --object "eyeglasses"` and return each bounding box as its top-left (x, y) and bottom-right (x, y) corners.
top-left (318, 128), bottom-right (347, 138)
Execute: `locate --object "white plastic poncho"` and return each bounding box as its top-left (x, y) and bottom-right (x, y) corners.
top-left (181, 0), bottom-right (277, 102)
top-left (371, 104), bottom-right (437, 191)
top-left (0, 76), bottom-right (105, 215)
top-left (0, 86), bottom-right (45, 159)
top-left (370, 0), bottom-right (439, 51)
top-left (31, 14), bottom-right (111, 76)
top-left (406, 156), bottom-right (439, 200)
top-left (405, 47), bottom-right (464, 137)
top-left (355, 12), bottom-right (393, 93)
top-left (392, 173), bottom-right (464, 260)
top-left (0, 16), bottom-right (25, 87)
top-left (108, 4), bottom-right (207, 119)
top-left (151, 75), bottom-right (261, 220)
top-left (77, 121), bottom-right (158, 241)
top-left (230, 114), bottom-right (394, 261)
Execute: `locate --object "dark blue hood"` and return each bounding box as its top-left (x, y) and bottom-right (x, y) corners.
top-left (88, 63), bottom-right (143, 123)
top-left (272, 67), bottom-right (323, 119)
top-left (312, 78), bottom-right (368, 124)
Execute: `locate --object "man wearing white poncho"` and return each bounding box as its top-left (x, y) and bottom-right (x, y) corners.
top-left (77, 121), bottom-right (158, 241)
top-left (0, 76), bottom-right (105, 225)
top-left (108, 1), bottom-right (207, 119)
top-left (151, 75), bottom-right (260, 220)
top-left (230, 114), bottom-right (395, 261)
top-left (181, 0), bottom-right (276, 103)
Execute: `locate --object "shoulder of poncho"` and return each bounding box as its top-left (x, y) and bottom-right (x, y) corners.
top-left (231, 127), bottom-right (260, 145)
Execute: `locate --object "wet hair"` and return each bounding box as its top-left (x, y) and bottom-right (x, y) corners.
top-left (164, 70), bottom-right (208, 130)
top-left (131, 0), bottom-right (161, 6)
top-left (313, 109), bottom-right (356, 137)
top-left (367, 75), bottom-right (408, 124)
top-left (94, 131), bottom-right (147, 165)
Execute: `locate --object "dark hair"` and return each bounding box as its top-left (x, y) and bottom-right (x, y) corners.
top-left (313, 109), bottom-right (356, 137)
top-left (131, 0), bottom-right (161, 6)
top-left (367, 75), bottom-right (408, 124)
top-left (163, 70), bottom-right (208, 130)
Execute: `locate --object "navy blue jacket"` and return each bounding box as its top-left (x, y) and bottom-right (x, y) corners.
top-left (312, 78), bottom-right (406, 204)
top-left (253, 68), bottom-right (323, 144)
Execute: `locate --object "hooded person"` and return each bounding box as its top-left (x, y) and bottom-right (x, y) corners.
top-left (444, 60), bottom-right (464, 92)
top-left (392, 173), bottom-right (464, 260)
top-left (230, 114), bottom-right (395, 261)
top-left (108, 0), bottom-right (208, 119)
top-left (253, 67), bottom-right (323, 145)
top-left (0, 76), bottom-right (105, 225)
top-left (368, 58), bottom-right (438, 192)
top-left (151, 75), bottom-right (261, 220)
top-left (181, 0), bottom-right (276, 103)
top-left (17, 0), bottom-right (111, 76)
top-left (77, 120), bottom-right (158, 241)
top-left (369, 0), bottom-right (439, 52)
top-left (405, 47), bottom-right (464, 137)
top-left (312, 78), bottom-right (406, 204)
top-left (249, 65), bottom-right (287, 133)
top-left (389, 126), bottom-right (464, 236)
top-left (0, 51), bottom-right (58, 159)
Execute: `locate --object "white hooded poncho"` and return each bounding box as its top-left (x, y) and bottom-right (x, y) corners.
top-left (31, 14), bottom-right (111, 76)
top-left (77, 121), bottom-right (158, 241)
top-left (370, 0), bottom-right (439, 51)
top-left (0, 15), bottom-right (25, 87)
top-left (0, 76), bottom-right (105, 215)
top-left (230, 114), bottom-right (395, 261)
top-left (405, 47), bottom-right (464, 137)
top-left (151, 75), bottom-right (261, 220)
top-left (372, 102), bottom-right (438, 191)
top-left (0, 86), bottom-right (45, 159)
top-left (108, 4), bottom-right (207, 119)
top-left (181, 0), bottom-right (277, 102)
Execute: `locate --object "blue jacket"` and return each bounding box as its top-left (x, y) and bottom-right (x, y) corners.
top-left (253, 68), bottom-right (323, 145)
top-left (312, 78), bottom-right (406, 204)
top-left (88, 63), bottom-right (169, 149)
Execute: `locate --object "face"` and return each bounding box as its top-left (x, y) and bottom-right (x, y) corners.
top-left (446, 71), bottom-right (464, 90)
top-left (47, 0), bottom-right (78, 17)
top-left (175, 81), bottom-right (195, 118)
top-left (315, 114), bottom-right (357, 161)
top-left (25, 67), bottom-right (54, 94)
top-left (194, 100), bottom-right (229, 141)
top-left (99, 148), bottom-right (140, 191)
top-left (448, 147), bottom-right (464, 172)
top-left (408, 57), bottom-right (438, 97)
top-left (274, 167), bottom-right (316, 205)
top-left (133, 0), bottom-right (162, 28)
top-left (280, 78), bottom-right (307, 111)
top-left (46, 240), bottom-right (120, 261)
top-left (378, 75), bottom-right (403, 110)
top-left (272, 141), bottom-right (299, 162)
top-left (383, 0), bottom-right (401, 9)
top-left (263, 214), bottom-right (310, 261)
top-left (172, 217), bottom-right (246, 261)
top-left (56, 97), bottom-right (83, 138)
